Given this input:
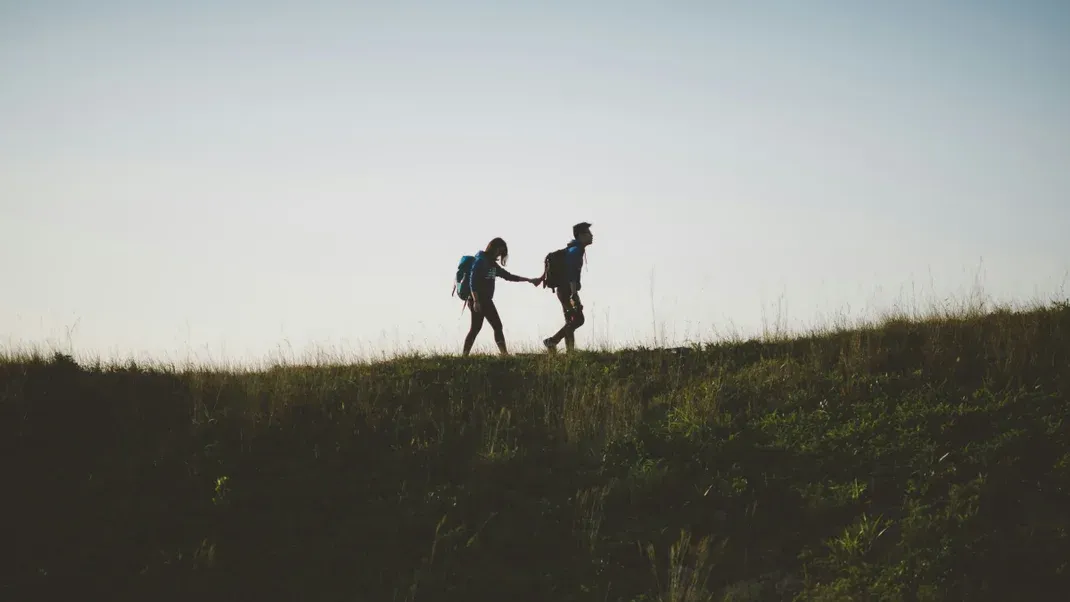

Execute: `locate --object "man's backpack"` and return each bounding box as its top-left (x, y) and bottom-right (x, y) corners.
top-left (453, 255), bottom-right (476, 300)
top-left (541, 248), bottom-right (569, 292)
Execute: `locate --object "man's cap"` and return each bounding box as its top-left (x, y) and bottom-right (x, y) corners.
top-left (574, 221), bottom-right (592, 231)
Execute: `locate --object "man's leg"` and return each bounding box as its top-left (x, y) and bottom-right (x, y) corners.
top-left (545, 288), bottom-right (585, 352)
top-left (563, 304), bottom-right (585, 352)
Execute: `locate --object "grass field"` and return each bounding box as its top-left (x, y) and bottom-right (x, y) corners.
top-left (3, 299), bottom-right (1069, 601)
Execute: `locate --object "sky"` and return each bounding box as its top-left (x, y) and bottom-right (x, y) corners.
top-left (2, 0), bottom-right (1069, 364)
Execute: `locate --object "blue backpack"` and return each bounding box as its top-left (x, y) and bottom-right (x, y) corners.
top-left (453, 255), bottom-right (476, 301)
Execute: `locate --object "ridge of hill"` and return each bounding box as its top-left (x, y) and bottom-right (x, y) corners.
top-left (3, 301), bottom-right (1069, 600)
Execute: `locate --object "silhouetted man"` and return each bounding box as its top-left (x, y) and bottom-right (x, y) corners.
top-left (543, 222), bottom-right (593, 353)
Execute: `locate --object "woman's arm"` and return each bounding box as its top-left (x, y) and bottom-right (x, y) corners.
top-left (496, 265), bottom-right (538, 284)
top-left (469, 255), bottom-right (488, 308)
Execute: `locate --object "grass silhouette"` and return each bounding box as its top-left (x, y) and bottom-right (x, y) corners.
top-left (2, 298), bottom-right (1069, 600)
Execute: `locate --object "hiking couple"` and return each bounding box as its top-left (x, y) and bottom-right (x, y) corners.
top-left (454, 222), bottom-right (594, 356)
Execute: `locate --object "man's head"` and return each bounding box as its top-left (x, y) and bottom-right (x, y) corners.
top-left (573, 221), bottom-right (593, 245)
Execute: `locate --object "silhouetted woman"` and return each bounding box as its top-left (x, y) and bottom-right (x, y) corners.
top-left (464, 237), bottom-right (540, 356)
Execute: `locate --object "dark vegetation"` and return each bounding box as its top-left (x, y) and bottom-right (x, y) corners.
top-left (3, 301), bottom-right (1070, 600)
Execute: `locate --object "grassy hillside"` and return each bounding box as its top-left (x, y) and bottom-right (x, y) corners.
top-left (3, 302), bottom-right (1070, 601)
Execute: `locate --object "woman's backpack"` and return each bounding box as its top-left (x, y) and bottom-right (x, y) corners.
top-left (453, 255), bottom-right (476, 300)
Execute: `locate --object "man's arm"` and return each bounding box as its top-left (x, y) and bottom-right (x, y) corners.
top-left (566, 247), bottom-right (583, 306)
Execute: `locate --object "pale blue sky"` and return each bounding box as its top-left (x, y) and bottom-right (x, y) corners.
top-left (2, 0), bottom-right (1068, 363)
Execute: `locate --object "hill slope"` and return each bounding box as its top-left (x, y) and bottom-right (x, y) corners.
top-left (3, 302), bottom-right (1070, 601)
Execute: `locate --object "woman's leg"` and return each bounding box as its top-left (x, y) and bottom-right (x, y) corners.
top-left (482, 299), bottom-right (508, 355)
top-left (463, 300), bottom-right (485, 356)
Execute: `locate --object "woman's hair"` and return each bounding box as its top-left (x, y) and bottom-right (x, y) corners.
top-left (485, 237), bottom-right (508, 265)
